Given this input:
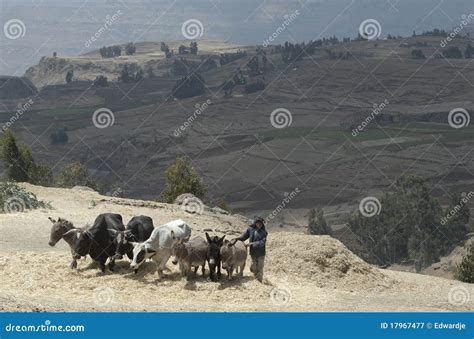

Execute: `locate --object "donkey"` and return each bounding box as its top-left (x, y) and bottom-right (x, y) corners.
top-left (205, 233), bottom-right (225, 281)
top-left (220, 239), bottom-right (247, 280)
top-left (48, 217), bottom-right (84, 269)
top-left (171, 235), bottom-right (208, 281)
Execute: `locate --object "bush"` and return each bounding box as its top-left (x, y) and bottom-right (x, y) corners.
top-left (125, 42), bottom-right (136, 56)
top-left (245, 81), bottom-right (265, 94)
top-left (93, 75), bottom-right (108, 87)
top-left (0, 129), bottom-right (28, 182)
top-left (161, 157), bottom-right (206, 203)
top-left (50, 129), bottom-right (68, 145)
top-left (0, 181), bottom-right (50, 213)
top-left (465, 44), bottom-right (474, 58)
top-left (443, 46), bottom-right (463, 59)
top-left (347, 175), bottom-right (469, 270)
top-left (56, 162), bottom-right (98, 191)
top-left (0, 130), bottom-right (52, 186)
top-left (217, 199), bottom-right (232, 213)
top-left (411, 49), bottom-right (426, 59)
top-left (172, 73), bottom-right (205, 99)
top-left (455, 243), bottom-right (474, 283)
top-left (65, 70), bottom-right (74, 83)
top-left (308, 208), bottom-right (331, 235)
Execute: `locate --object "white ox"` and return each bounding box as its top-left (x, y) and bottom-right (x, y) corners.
top-left (130, 219), bottom-right (192, 277)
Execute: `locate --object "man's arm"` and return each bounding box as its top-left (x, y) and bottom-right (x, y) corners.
top-left (249, 235), bottom-right (267, 248)
top-left (237, 228), bottom-right (251, 242)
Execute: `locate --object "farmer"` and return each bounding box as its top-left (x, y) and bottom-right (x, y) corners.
top-left (233, 216), bottom-right (268, 282)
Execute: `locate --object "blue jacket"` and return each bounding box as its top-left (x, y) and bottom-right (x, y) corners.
top-left (238, 224), bottom-right (268, 257)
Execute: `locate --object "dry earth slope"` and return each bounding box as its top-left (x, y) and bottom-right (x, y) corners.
top-left (0, 184), bottom-right (472, 312)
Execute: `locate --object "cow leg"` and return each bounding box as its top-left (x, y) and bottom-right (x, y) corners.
top-left (108, 257), bottom-right (115, 272)
top-left (70, 258), bottom-right (77, 269)
top-left (99, 261), bottom-right (106, 273)
top-left (201, 264), bottom-right (205, 276)
top-left (217, 262), bottom-right (221, 280)
top-left (194, 266), bottom-right (198, 274)
top-left (127, 250), bottom-right (133, 260)
top-left (186, 268), bottom-right (192, 281)
top-left (228, 266), bottom-right (234, 281)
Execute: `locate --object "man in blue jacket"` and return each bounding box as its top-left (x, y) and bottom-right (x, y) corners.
top-left (233, 216), bottom-right (268, 282)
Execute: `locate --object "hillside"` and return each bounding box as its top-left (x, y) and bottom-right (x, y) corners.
top-left (0, 184), bottom-right (472, 312)
top-left (24, 40), bottom-right (244, 89)
top-left (1, 36), bottom-right (473, 229)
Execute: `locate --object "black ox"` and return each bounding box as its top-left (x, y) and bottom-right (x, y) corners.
top-left (66, 213), bottom-right (125, 272)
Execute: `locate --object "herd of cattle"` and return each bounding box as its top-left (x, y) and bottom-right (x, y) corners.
top-left (48, 213), bottom-right (247, 281)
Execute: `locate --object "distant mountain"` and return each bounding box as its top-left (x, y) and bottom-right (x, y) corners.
top-left (1, 0), bottom-right (473, 75)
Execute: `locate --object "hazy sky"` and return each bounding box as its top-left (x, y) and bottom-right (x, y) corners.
top-left (1, 0), bottom-right (473, 75)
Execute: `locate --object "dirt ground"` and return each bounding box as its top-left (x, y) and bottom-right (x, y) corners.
top-left (0, 184), bottom-right (472, 312)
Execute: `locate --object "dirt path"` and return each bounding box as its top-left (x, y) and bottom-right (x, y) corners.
top-left (0, 184), bottom-right (472, 312)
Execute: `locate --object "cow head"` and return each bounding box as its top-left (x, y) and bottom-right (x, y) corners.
top-left (48, 217), bottom-right (75, 246)
top-left (130, 242), bottom-right (156, 273)
top-left (110, 230), bottom-right (134, 259)
top-left (170, 230), bottom-right (190, 265)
